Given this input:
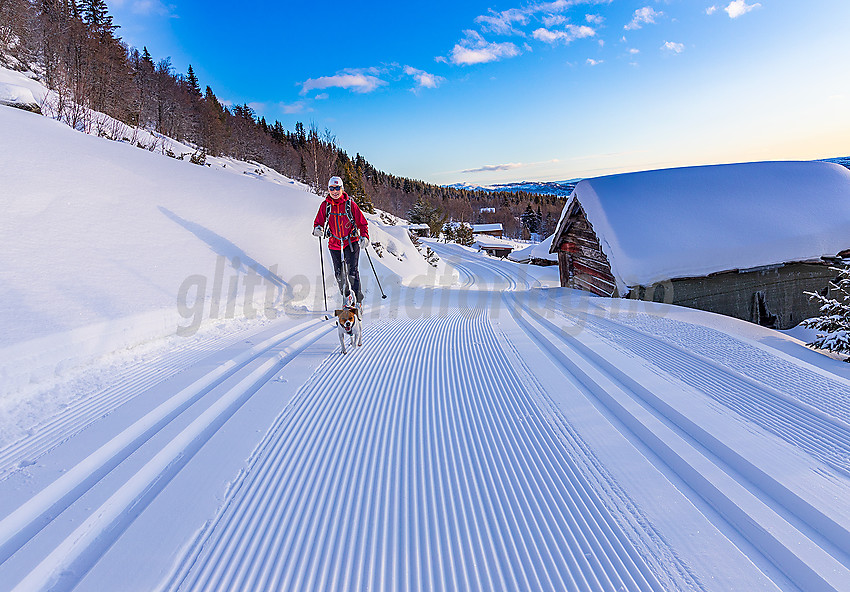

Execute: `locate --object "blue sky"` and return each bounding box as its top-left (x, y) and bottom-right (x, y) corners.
top-left (109, 1), bottom-right (850, 185)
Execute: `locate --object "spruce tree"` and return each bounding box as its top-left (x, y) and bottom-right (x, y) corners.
top-left (142, 46), bottom-right (154, 67)
top-left (342, 160), bottom-right (375, 213)
top-left (802, 266), bottom-right (850, 360)
top-left (442, 222), bottom-right (456, 243)
top-left (407, 196), bottom-right (446, 238)
top-left (82, 0), bottom-right (116, 35)
top-left (455, 223), bottom-right (474, 246)
top-left (186, 65), bottom-right (201, 97)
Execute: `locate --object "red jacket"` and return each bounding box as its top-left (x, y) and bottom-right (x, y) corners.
top-left (314, 192), bottom-right (369, 250)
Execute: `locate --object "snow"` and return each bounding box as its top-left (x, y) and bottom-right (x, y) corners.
top-left (556, 161), bottom-right (850, 292)
top-left (2, 66), bottom-right (850, 592)
top-left (471, 223), bottom-right (503, 233)
top-left (471, 234), bottom-right (515, 251)
top-left (0, 82), bottom-right (37, 108)
top-left (508, 233), bottom-right (558, 263)
top-left (0, 68), bottom-right (48, 106)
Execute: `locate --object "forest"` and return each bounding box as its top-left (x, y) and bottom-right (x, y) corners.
top-left (0, 0), bottom-right (565, 238)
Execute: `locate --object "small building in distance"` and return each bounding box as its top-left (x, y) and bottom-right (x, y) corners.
top-left (549, 161), bottom-right (850, 329)
top-left (473, 234), bottom-right (514, 258)
top-left (509, 234), bottom-right (558, 266)
top-left (404, 223), bottom-right (431, 238)
top-left (471, 223), bottom-right (503, 238)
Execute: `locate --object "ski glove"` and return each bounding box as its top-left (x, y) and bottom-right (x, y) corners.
top-left (359, 236), bottom-right (369, 248)
top-left (312, 226), bottom-right (324, 237)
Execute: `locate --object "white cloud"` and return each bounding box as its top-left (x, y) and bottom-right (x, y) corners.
top-left (463, 162), bottom-right (525, 173)
top-left (706, 5), bottom-right (719, 15)
top-left (476, 8), bottom-right (529, 35)
top-left (450, 31), bottom-right (521, 66)
top-left (449, 1), bottom-right (614, 66)
top-left (624, 6), bottom-right (663, 30)
top-left (586, 58), bottom-right (603, 66)
top-left (542, 14), bottom-right (566, 27)
top-left (533, 24), bottom-right (596, 44)
top-left (461, 158), bottom-right (559, 174)
top-left (403, 66), bottom-right (445, 90)
top-left (661, 41), bottom-right (685, 53)
top-left (725, 0), bottom-right (761, 18)
top-left (629, 48), bottom-right (640, 54)
top-left (300, 70), bottom-right (387, 95)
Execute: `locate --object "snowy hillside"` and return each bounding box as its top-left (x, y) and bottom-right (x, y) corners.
top-left (0, 67), bottom-right (445, 403)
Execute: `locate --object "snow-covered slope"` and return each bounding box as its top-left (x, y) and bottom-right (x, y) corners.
top-left (0, 72), bottom-right (442, 399)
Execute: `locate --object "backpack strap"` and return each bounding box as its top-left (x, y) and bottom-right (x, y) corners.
top-left (325, 197), bottom-right (359, 245)
top-left (345, 198), bottom-right (359, 239)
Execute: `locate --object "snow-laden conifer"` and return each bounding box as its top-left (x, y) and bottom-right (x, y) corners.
top-left (802, 265), bottom-right (850, 360)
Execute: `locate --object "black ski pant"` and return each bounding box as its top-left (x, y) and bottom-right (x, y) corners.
top-left (330, 243), bottom-right (363, 303)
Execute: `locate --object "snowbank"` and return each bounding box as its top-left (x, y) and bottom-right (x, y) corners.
top-left (0, 68), bottom-right (48, 106)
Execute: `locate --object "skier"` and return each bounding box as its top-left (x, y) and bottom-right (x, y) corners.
top-left (313, 176), bottom-right (370, 312)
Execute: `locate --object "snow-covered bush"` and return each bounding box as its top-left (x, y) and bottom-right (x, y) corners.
top-left (802, 265), bottom-right (850, 360)
top-left (425, 247), bottom-right (440, 267)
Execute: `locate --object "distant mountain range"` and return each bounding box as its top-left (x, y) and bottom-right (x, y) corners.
top-left (445, 180), bottom-right (580, 197)
top-left (823, 156), bottom-right (850, 170)
top-left (447, 157), bottom-right (850, 197)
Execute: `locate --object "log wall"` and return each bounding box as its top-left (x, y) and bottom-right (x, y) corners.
top-left (555, 203), bottom-right (618, 297)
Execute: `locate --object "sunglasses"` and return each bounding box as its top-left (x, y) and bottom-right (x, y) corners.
top-left (329, 186), bottom-right (342, 191)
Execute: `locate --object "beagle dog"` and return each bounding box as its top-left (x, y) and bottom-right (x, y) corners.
top-left (334, 307), bottom-right (362, 354)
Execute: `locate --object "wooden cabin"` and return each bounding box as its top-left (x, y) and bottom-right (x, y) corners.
top-left (508, 234), bottom-right (559, 266)
top-left (405, 223), bottom-right (431, 238)
top-left (471, 223), bottom-right (503, 237)
top-left (474, 235), bottom-right (514, 258)
top-left (550, 161), bottom-right (850, 329)
top-left (554, 199), bottom-right (618, 295)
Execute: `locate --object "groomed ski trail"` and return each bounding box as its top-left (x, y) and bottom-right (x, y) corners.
top-left (0, 241), bottom-right (848, 592)
top-left (166, 310), bottom-right (669, 592)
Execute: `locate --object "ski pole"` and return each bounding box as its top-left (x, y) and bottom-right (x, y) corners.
top-left (365, 246), bottom-right (387, 299)
top-left (318, 237), bottom-right (327, 311)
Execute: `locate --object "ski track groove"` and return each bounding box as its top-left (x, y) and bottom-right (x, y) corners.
top-left (597, 310), bottom-right (850, 422)
top-left (507, 292), bottom-right (850, 591)
top-left (169, 303), bottom-right (666, 592)
top-left (553, 306), bottom-right (850, 478)
top-left (6, 320), bottom-right (335, 592)
top-left (0, 327), bottom-right (263, 479)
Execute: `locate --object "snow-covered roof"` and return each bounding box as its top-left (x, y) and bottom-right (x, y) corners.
top-left (472, 223), bottom-right (502, 233)
top-left (552, 161), bottom-right (850, 292)
top-left (473, 234), bottom-right (514, 251)
top-left (508, 234), bottom-right (557, 263)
